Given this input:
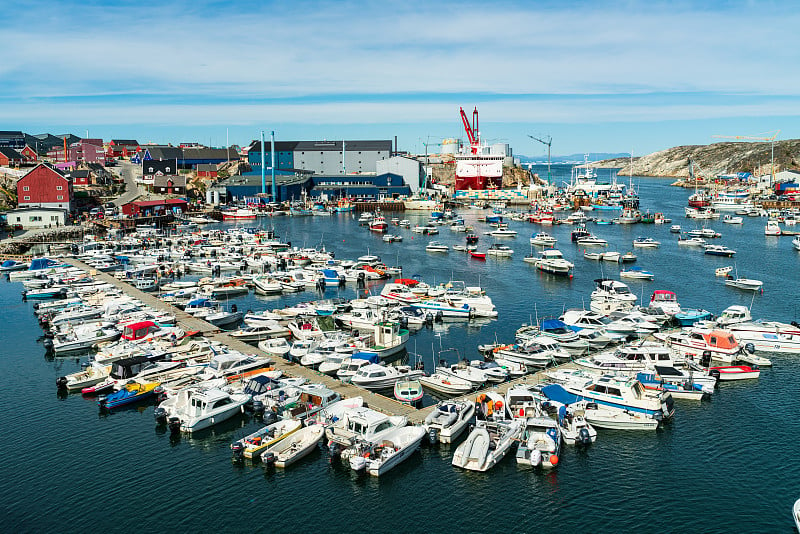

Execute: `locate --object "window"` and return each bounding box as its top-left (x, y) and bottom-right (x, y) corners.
top-left (56, 185), bottom-right (63, 191)
top-left (23, 186), bottom-right (29, 191)
top-left (57, 195), bottom-right (63, 200)
top-left (23, 196), bottom-right (30, 201)
top-left (51, 216), bottom-right (58, 221)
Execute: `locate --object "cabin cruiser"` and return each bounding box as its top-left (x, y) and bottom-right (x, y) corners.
top-left (350, 364), bottom-right (424, 391)
top-left (649, 290), bottom-right (681, 316)
top-left (529, 232), bottom-right (557, 246)
top-left (526, 249), bottom-right (574, 276)
top-left (154, 387), bottom-right (250, 433)
top-left (199, 352), bottom-right (273, 380)
top-left (49, 323), bottom-right (121, 353)
top-left (727, 321), bottom-right (800, 353)
top-left (590, 278), bottom-right (637, 315)
top-left (325, 407), bottom-right (408, 460)
top-left (486, 244), bottom-right (514, 257)
top-left (655, 328), bottom-right (743, 364)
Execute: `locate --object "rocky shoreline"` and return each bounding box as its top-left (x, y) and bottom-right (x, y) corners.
top-left (595, 139), bottom-right (800, 178)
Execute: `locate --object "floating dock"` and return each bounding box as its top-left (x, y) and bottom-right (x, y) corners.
top-left (68, 259), bottom-right (573, 420)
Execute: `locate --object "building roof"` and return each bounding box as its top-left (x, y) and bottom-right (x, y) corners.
top-left (219, 173), bottom-right (312, 187)
top-left (245, 140), bottom-right (393, 153)
top-left (294, 140), bottom-right (392, 152)
top-left (0, 131), bottom-right (24, 138)
top-left (181, 147), bottom-right (235, 160)
top-left (145, 146), bottom-right (182, 160)
top-left (126, 199), bottom-right (188, 208)
top-left (197, 163), bottom-right (218, 172)
top-left (68, 170), bottom-right (90, 179)
top-left (7, 206), bottom-right (68, 214)
top-left (20, 162), bottom-right (68, 180)
top-left (111, 139), bottom-right (139, 146)
top-left (154, 175), bottom-right (186, 188)
top-left (0, 146), bottom-right (23, 159)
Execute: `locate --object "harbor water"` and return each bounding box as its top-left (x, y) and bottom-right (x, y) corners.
top-left (3, 173), bottom-right (800, 532)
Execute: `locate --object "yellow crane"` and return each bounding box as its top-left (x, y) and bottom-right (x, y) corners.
top-left (711, 130), bottom-right (781, 186)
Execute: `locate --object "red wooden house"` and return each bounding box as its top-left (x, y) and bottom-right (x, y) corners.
top-left (197, 163), bottom-right (219, 179)
top-left (17, 163), bottom-right (73, 211)
top-left (107, 139), bottom-right (140, 158)
top-left (20, 145), bottom-right (38, 163)
top-left (0, 147), bottom-right (24, 167)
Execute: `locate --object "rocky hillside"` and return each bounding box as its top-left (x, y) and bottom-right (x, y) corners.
top-left (596, 139), bottom-right (800, 178)
top-left (430, 160), bottom-right (532, 187)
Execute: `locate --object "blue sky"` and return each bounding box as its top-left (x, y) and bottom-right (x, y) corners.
top-left (2, 0), bottom-right (799, 157)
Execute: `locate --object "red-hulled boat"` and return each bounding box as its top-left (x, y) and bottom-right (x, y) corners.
top-left (468, 251), bottom-right (486, 260)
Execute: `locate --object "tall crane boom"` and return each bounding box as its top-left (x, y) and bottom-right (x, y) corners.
top-left (459, 107), bottom-right (479, 154)
top-left (712, 130), bottom-right (780, 142)
top-left (528, 134), bottom-right (553, 184)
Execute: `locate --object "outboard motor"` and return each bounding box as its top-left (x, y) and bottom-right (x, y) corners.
top-left (80, 361), bottom-right (91, 370)
top-left (356, 272), bottom-right (366, 289)
top-left (428, 427), bottom-right (439, 445)
top-left (252, 400), bottom-right (265, 417)
top-left (168, 416), bottom-right (181, 434)
top-left (435, 311), bottom-right (444, 323)
top-left (338, 275), bottom-right (346, 288)
top-left (231, 442), bottom-right (245, 461)
top-left (231, 304), bottom-right (238, 314)
top-left (154, 386), bottom-right (167, 403)
top-left (744, 343), bottom-right (755, 354)
top-left (424, 313), bottom-right (434, 326)
top-left (578, 428), bottom-right (592, 446)
top-left (700, 350), bottom-right (712, 368)
top-left (154, 407), bottom-right (168, 424)
top-left (56, 376), bottom-right (68, 389)
top-left (399, 316), bottom-right (409, 330)
top-left (262, 452), bottom-right (276, 465)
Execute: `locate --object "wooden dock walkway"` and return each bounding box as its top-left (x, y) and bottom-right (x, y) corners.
top-left (69, 259), bottom-right (575, 420)
top-left (68, 259), bottom-right (421, 418)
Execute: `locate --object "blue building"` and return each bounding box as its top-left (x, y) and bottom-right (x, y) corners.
top-left (309, 173), bottom-right (412, 201)
top-left (246, 141), bottom-right (297, 171)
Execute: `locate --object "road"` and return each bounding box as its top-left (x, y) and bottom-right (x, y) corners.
top-left (113, 161), bottom-right (143, 206)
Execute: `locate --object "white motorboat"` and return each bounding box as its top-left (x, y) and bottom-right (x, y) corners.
top-left (655, 327), bottom-right (743, 364)
top-left (425, 241), bottom-right (449, 253)
top-left (452, 418), bottom-right (522, 472)
top-left (530, 232), bottom-right (557, 246)
top-left (486, 243), bottom-right (514, 257)
top-left (350, 364), bottom-right (424, 391)
top-left (437, 362), bottom-right (488, 388)
top-left (155, 387), bottom-right (250, 433)
top-left (489, 227), bottom-right (517, 237)
top-left (419, 371), bottom-right (474, 396)
top-left (50, 323), bottom-right (121, 353)
top-left (724, 277), bottom-right (763, 291)
top-left (704, 244), bottom-right (736, 257)
top-left (251, 275), bottom-right (283, 295)
top-left (349, 425), bottom-right (426, 476)
top-left (576, 234), bottom-right (608, 246)
top-left (555, 404), bottom-right (597, 445)
top-left (677, 236), bottom-right (707, 247)
top-left (56, 363), bottom-right (112, 392)
top-left (516, 417), bottom-right (562, 469)
top-left (765, 220), bottom-right (781, 236)
top-left (728, 321), bottom-right (800, 353)
top-left (468, 360), bottom-right (509, 383)
top-left (793, 498), bottom-right (800, 531)
top-left (260, 425), bottom-right (325, 468)
top-left (632, 237), bottom-right (661, 248)
top-left (200, 352), bottom-right (273, 380)
top-left (526, 249), bottom-right (574, 276)
top-left (722, 215), bottom-right (743, 224)
top-left (230, 324), bottom-right (291, 344)
top-left (325, 407), bottom-right (408, 460)
top-left (423, 400), bottom-right (475, 444)
top-left (620, 267), bottom-right (654, 280)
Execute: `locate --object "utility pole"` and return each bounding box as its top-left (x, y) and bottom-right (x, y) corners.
top-left (270, 131), bottom-right (276, 203)
top-left (260, 130), bottom-right (265, 195)
top-left (528, 134), bottom-right (552, 185)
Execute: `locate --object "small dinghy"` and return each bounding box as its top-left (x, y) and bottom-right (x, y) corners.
top-left (715, 266), bottom-right (733, 277)
top-left (468, 251), bottom-right (486, 260)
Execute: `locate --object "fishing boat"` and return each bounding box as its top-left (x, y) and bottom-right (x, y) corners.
top-left (221, 208), bottom-right (257, 221)
top-left (393, 378), bottom-right (424, 404)
top-left (423, 400), bottom-right (475, 444)
top-left (369, 216), bottom-right (389, 233)
top-left (259, 424), bottom-right (325, 468)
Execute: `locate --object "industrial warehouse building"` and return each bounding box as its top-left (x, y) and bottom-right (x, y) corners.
top-left (246, 139), bottom-right (393, 176)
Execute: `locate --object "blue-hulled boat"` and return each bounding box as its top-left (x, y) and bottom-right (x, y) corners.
top-left (98, 381), bottom-right (160, 410)
top-left (23, 287), bottom-right (67, 299)
top-left (673, 308), bottom-right (713, 326)
top-left (0, 259), bottom-right (29, 272)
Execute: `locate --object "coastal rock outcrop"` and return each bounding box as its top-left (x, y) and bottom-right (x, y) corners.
top-left (596, 139), bottom-right (800, 178)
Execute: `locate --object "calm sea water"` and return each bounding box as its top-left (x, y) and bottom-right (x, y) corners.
top-left (3, 173), bottom-right (800, 532)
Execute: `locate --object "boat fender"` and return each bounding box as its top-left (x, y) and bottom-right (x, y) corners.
top-left (549, 455), bottom-right (559, 466)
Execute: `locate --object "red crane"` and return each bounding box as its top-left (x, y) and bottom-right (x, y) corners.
top-left (459, 106), bottom-right (480, 154)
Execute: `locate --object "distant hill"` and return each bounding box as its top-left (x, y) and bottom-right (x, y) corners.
top-left (518, 153), bottom-right (631, 164)
top-left (594, 140), bottom-right (800, 178)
